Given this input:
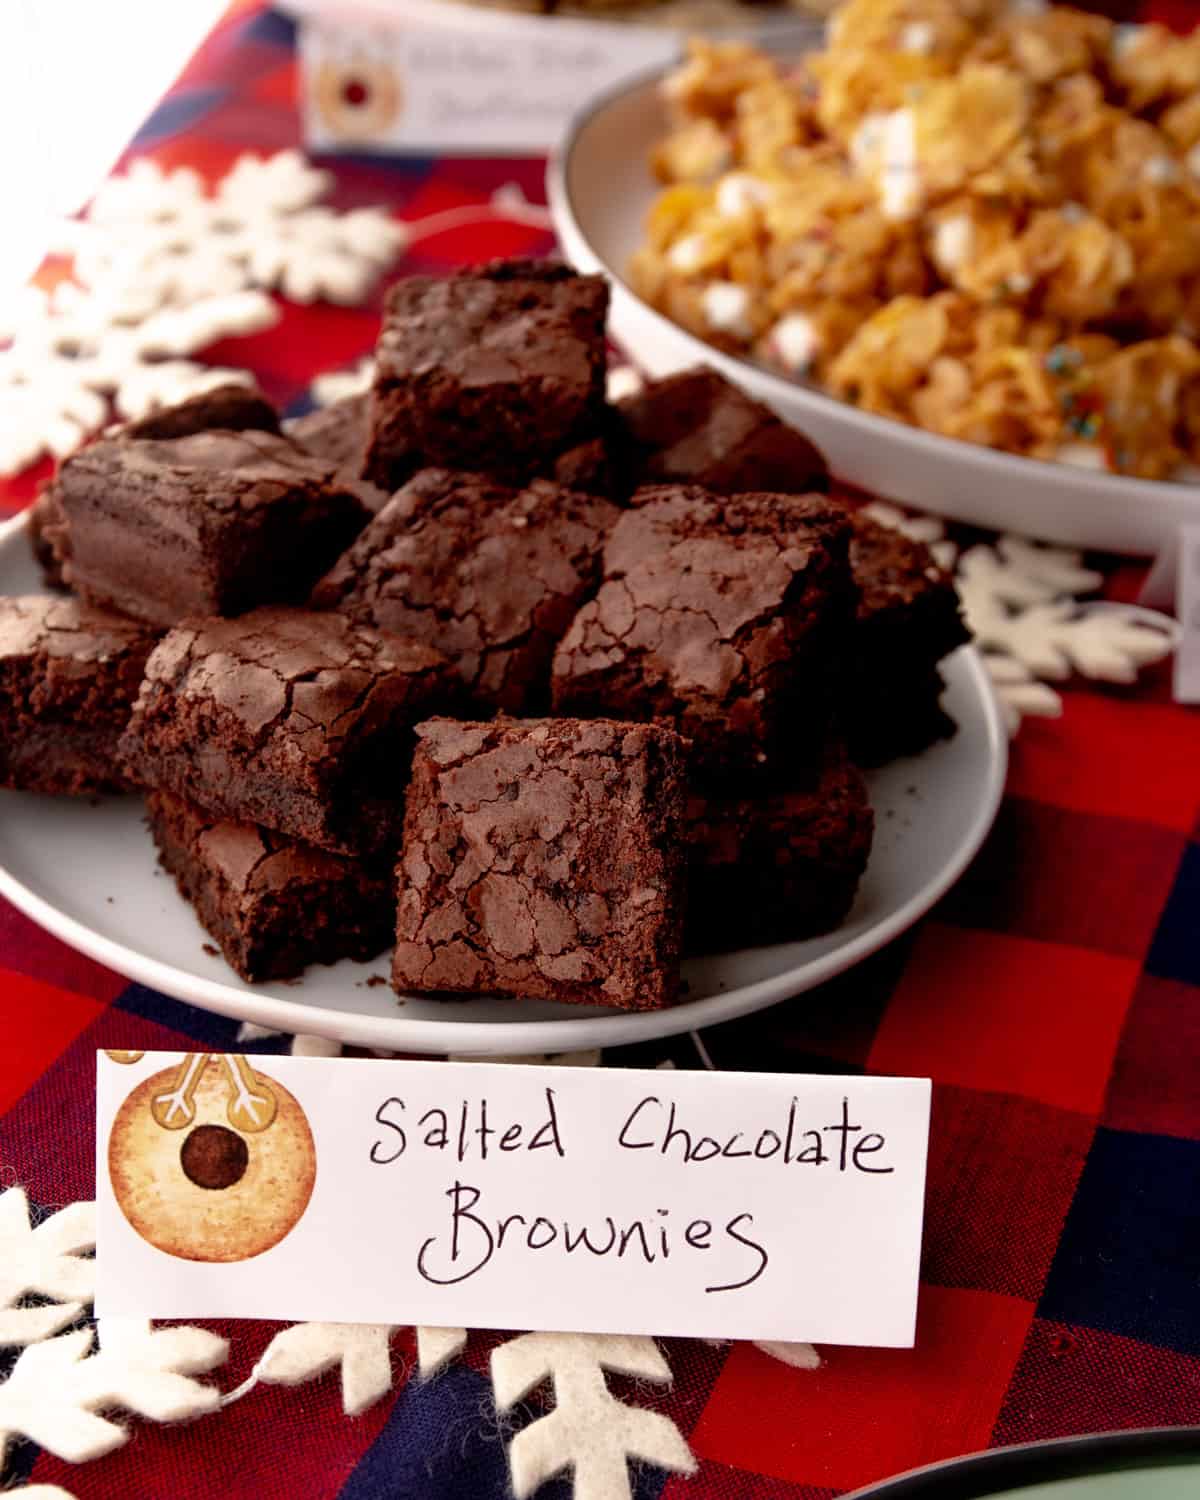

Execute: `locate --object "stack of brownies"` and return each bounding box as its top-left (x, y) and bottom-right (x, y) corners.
top-left (1, 258), bottom-right (967, 1012)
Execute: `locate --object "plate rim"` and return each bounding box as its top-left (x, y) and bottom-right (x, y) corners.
top-left (0, 502), bottom-right (1006, 1055)
top-left (842, 1424), bottom-right (1200, 1499)
top-left (545, 63), bottom-right (1200, 545)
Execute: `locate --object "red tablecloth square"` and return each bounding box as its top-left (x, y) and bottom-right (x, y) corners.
top-left (691, 1285), bottom-right (1035, 1491)
top-left (937, 800), bottom-right (1187, 960)
top-left (1103, 974), bottom-right (1200, 1141)
top-left (921, 1085), bottom-right (1094, 1302)
top-left (868, 924), bottom-right (1137, 1115)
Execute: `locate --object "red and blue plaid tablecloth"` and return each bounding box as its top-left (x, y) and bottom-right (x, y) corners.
top-left (2, 4), bottom-right (1199, 1496)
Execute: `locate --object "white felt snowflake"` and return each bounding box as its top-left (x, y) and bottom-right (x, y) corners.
top-left (310, 358), bottom-right (374, 408)
top-left (242, 1322), bottom-right (468, 1416)
top-left (0, 149), bottom-right (409, 475)
top-left (50, 152), bottom-right (404, 310)
top-left (0, 1190), bottom-right (95, 1349)
top-left (0, 285), bottom-right (276, 472)
top-left (0, 1319), bottom-right (227, 1464)
top-left (492, 1333), bottom-right (696, 1500)
top-left (863, 509), bottom-right (1178, 734)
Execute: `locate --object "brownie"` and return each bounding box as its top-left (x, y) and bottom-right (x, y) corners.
top-left (844, 515), bottom-right (969, 764)
top-left (686, 744), bottom-right (874, 952)
top-left (50, 428), bottom-right (371, 627)
top-left (365, 258), bottom-right (610, 490)
top-left (120, 383), bottom-right (280, 442)
top-left (0, 595), bottom-right (159, 796)
top-left (287, 394), bottom-right (369, 472)
top-left (312, 469), bottom-right (619, 712)
top-left (147, 788), bottom-right (394, 982)
top-left (121, 606), bottom-right (459, 856)
top-left (28, 485), bottom-right (68, 590)
top-left (551, 484), bottom-right (853, 782)
top-left (286, 394), bottom-right (389, 512)
top-left (617, 367), bottom-right (828, 497)
top-left (393, 717), bottom-right (688, 1011)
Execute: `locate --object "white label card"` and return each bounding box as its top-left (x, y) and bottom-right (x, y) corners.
top-left (96, 1052), bottom-right (931, 1346)
top-left (297, 8), bottom-right (680, 155)
top-left (1174, 523), bottom-right (1200, 702)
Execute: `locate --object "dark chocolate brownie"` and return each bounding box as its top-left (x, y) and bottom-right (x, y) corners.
top-left (28, 484), bottom-right (68, 590)
top-left (551, 484), bottom-right (853, 782)
top-left (844, 514), bottom-right (968, 764)
top-left (287, 393), bottom-right (369, 472)
top-left (312, 469), bottom-right (619, 711)
top-left (121, 607), bottom-right (459, 855)
top-left (0, 594), bottom-right (159, 796)
top-left (286, 393), bottom-right (389, 512)
top-left (618, 367), bottom-right (828, 496)
top-left (147, 788), bottom-right (395, 982)
top-left (51, 428), bottom-right (370, 627)
top-left (393, 717), bottom-right (688, 1011)
top-left (365, 258), bottom-right (609, 490)
top-left (121, 383), bottom-right (280, 442)
top-left (686, 744), bottom-right (874, 952)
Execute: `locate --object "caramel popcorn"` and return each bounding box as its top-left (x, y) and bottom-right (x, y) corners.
top-left (633, 6), bottom-right (1200, 480)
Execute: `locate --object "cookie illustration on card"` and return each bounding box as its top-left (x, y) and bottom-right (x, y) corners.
top-left (108, 1052), bottom-right (315, 1262)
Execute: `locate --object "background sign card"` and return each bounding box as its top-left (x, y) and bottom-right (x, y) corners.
top-left (96, 1052), bottom-right (931, 1346)
top-left (294, 2), bottom-right (680, 156)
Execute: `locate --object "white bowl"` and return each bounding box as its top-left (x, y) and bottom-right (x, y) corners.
top-left (547, 65), bottom-right (1200, 557)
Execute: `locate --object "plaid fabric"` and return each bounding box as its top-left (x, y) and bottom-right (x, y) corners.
top-left (2, 4), bottom-right (1199, 1496)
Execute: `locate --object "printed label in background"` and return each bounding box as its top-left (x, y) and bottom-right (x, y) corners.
top-left (1174, 523), bottom-right (1200, 702)
top-left (297, 8), bottom-right (679, 155)
top-left (96, 1052), bottom-right (931, 1346)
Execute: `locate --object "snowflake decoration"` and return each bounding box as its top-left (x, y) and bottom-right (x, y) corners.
top-left (0, 150), bottom-right (407, 475)
top-left (0, 1319), bottom-right (227, 1464)
top-left (0, 1190), bottom-right (94, 1348)
top-left (862, 505), bottom-right (1177, 735)
top-left (492, 1333), bottom-right (697, 1500)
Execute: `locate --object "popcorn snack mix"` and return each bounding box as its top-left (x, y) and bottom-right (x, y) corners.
top-left (632, 5), bottom-right (1200, 479)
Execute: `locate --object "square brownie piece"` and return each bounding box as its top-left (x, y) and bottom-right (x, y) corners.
top-left (686, 743), bottom-right (874, 953)
top-left (287, 393), bottom-right (369, 473)
top-left (121, 607), bottom-right (459, 855)
top-left (147, 788), bottom-right (394, 982)
top-left (551, 484), bottom-right (853, 782)
top-left (0, 595), bottom-right (159, 796)
top-left (365, 258), bottom-right (610, 490)
top-left (120, 382), bottom-right (280, 442)
top-left (28, 484), bottom-right (68, 590)
top-left (312, 468), bottom-right (619, 712)
top-left (617, 367), bottom-right (828, 497)
top-left (52, 428), bottom-right (370, 627)
top-left (844, 514), bottom-right (969, 764)
top-left (393, 717), bottom-right (688, 1011)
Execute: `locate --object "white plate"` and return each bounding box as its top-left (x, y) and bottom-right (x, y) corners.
top-left (0, 511), bottom-right (1006, 1054)
top-left (547, 67), bottom-right (1200, 557)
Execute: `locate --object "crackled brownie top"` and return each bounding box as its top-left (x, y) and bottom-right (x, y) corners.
top-left (0, 594), bottom-right (157, 678)
top-left (551, 484), bottom-right (852, 773)
top-left (134, 607), bottom-right (453, 771)
top-left (376, 260), bottom-right (608, 391)
top-left (120, 383), bottom-right (280, 442)
top-left (850, 513), bottom-right (964, 631)
top-left (312, 469), bottom-right (619, 710)
top-left (149, 787), bottom-right (377, 899)
top-left (393, 716), bottom-right (688, 1010)
top-left (619, 367), bottom-right (828, 496)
